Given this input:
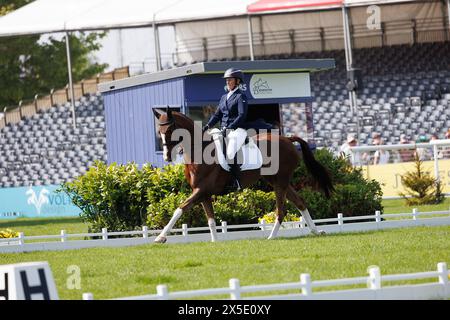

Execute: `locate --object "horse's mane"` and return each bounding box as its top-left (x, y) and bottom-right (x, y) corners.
top-left (172, 111), bottom-right (202, 131)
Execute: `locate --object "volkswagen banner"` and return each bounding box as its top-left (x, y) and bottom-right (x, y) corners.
top-left (0, 185), bottom-right (81, 219)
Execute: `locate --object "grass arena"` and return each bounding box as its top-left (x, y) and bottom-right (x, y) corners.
top-left (1, 0), bottom-right (450, 302)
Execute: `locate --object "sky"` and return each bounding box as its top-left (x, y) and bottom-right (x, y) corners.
top-left (95, 26), bottom-right (176, 75)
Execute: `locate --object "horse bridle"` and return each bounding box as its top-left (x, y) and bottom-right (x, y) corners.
top-left (159, 119), bottom-right (183, 154)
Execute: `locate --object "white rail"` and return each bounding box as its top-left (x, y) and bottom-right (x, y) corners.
top-left (82, 262), bottom-right (450, 300)
top-left (1, 208), bottom-right (449, 253)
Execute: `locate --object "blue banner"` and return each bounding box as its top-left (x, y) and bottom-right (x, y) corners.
top-left (0, 185), bottom-right (81, 219)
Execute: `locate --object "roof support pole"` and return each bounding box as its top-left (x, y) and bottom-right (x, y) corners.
top-left (153, 19), bottom-right (162, 71)
top-left (447, 0), bottom-right (450, 32)
top-left (342, 5), bottom-right (359, 141)
top-left (65, 32), bottom-right (77, 130)
top-left (247, 15), bottom-right (255, 61)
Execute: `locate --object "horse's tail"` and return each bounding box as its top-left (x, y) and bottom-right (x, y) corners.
top-left (288, 136), bottom-right (334, 198)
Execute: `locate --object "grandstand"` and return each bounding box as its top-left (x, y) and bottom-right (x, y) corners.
top-left (1, 40), bottom-right (450, 188)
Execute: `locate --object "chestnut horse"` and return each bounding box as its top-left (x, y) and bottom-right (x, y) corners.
top-left (153, 107), bottom-right (333, 243)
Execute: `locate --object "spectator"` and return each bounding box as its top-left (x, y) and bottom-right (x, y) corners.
top-left (397, 134), bottom-right (415, 162)
top-left (372, 133), bottom-right (390, 165)
top-left (415, 135), bottom-right (432, 161)
top-left (439, 129), bottom-right (450, 159)
top-left (340, 134), bottom-right (361, 165)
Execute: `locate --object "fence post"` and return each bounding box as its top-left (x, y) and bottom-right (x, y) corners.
top-left (229, 278), bottom-right (241, 300)
top-left (337, 213), bottom-right (344, 231)
top-left (156, 284), bottom-right (169, 300)
top-left (412, 208), bottom-right (418, 221)
top-left (300, 217), bottom-right (305, 229)
top-left (18, 232), bottom-right (24, 246)
top-left (300, 273), bottom-right (312, 297)
top-left (260, 219), bottom-right (266, 231)
top-left (221, 221), bottom-right (228, 233)
top-left (60, 230), bottom-right (67, 243)
top-left (82, 293), bottom-right (93, 300)
top-left (367, 266), bottom-right (381, 297)
top-left (182, 224), bottom-right (188, 238)
top-left (375, 210), bottom-right (381, 223)
top-left (102, 228), bottom-right (108, 240)
top-left (437, 262), bottom-right (448, 298)
top-left (142, 226), bottom-right (148, 239)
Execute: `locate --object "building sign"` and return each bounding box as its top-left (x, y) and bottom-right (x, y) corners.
top-left (249, 73), bottom-right (311, 99)
top-left (185, 72), bottom-right (311, 103)
top-left (0, 185), bottom-right (80, 219)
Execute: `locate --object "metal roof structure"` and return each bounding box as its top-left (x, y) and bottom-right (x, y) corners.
top-left (99, 59), bottom-right (336, 93)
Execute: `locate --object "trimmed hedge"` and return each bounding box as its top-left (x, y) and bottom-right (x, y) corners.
top-left (61, 149), bottom-right (383, 232)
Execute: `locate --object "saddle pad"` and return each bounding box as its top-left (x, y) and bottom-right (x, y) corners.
top-left (209, 129), bottom-right (263, 172)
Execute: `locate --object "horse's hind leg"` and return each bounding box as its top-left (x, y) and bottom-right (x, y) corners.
top-left (201, 198), bottom-right (218, 242)
top-left (154, 189), bottom-right (203, 243)
top-left (286, 185), bottom-right (325, 236)
top-left (268, 187), bottom-right (287, 240)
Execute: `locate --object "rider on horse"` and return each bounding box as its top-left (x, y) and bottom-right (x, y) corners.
top-left (202, 68), bottom-right (248, 191)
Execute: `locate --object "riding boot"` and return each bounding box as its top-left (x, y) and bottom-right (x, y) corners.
top-left (229, 162), bottom-right (242, 191)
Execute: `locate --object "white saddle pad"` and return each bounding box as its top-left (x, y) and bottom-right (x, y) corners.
top-left (209, 128), bottom-right (263, 172)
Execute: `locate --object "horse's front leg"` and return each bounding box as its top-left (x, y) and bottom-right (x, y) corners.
top-left (201, 198), bottom-right (218, 242)
top-left (154, 189), bottom-right (203, 243)
top-left (268, 187), bottom-right (287, 240)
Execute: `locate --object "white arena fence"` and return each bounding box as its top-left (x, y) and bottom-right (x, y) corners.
top-left (81, 262), bottom-right (450, 300)
top-left (1, 208), bottom-right (450, 253)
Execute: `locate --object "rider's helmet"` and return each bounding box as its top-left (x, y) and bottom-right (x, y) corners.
top-left (223, 68), bottom-right (244, 83)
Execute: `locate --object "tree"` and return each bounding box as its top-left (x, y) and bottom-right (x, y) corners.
top-left (399, 153), bottom-right (444, 206)
top-left (0, 0), bottom-right (108, 108)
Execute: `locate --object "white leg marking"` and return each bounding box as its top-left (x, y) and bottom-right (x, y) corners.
top-left (161, 134), bottom-right (169, 161)
top-left (155, 208), bottom-right (183, 243)
top-left (300, 208), bottom-right (325, 235)
top-left (208, 218), bottom-right (218, 242)
top-left (267, 219), bottom-right (281, 240)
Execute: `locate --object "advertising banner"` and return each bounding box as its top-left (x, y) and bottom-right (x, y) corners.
top-left (0, 185), bottom-right (81, 220)
top-left (362, 159), bottom-right (450, 198)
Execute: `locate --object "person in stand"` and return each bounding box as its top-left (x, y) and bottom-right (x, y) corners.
top-left (397, 134), bottom-right (415, 163)
top-left (339, 134), bottom-right (362, 165)
top-left (441, 129), bottom-right (450, 159)
top-left (202, 68), bottom-right (248, 191)
top-left (415, 135), bottom-right (432, 161)
top-left (372, 133), bottom-right (390, 165)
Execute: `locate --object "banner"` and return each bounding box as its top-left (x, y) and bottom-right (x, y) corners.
top-left (249, 73), bottom-right (311, 99)
top-left (0, 185), bottom-right (81, 219)
top-left (361, 159), bottom-right (450, 198)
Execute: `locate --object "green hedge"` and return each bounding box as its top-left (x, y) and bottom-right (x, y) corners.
top-left (61, 149), bottom-right (383, 232)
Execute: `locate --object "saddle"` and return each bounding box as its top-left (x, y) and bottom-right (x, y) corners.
top-left (209, 128), bottom-right (263, 172)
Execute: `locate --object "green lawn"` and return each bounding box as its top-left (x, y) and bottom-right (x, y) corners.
top-left (0, 216), bottom-right (87, 236)
top-left (1, 226), bottom-right (449, 300)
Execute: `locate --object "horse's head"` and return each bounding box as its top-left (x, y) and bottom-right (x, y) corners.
top-left (153, 106), bottom-right (178, 162)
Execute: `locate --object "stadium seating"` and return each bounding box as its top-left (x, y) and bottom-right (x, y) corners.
top-left (0, 41), bottom-right (449, 188)
top-left (0, 93), bottom-right (106, 188)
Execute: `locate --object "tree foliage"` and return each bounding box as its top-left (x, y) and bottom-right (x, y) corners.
top-left (399, 154), bottom-right (444, 206)
top-left (0, 0), bottom-right (108, 107)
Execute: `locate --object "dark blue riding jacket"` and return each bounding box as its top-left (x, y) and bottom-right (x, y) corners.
top-left (206, 89), bottom-right (248, 130)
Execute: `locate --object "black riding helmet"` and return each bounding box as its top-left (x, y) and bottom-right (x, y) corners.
top-left (223, 68), bottom-right (244, 82)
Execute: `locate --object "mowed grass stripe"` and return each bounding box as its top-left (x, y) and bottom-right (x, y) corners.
top-left (0, 225), bottom-right (449, 300)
